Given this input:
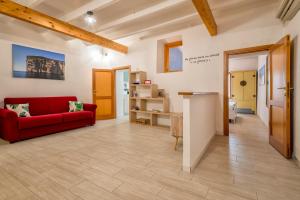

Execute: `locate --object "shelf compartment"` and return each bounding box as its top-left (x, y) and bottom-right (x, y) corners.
top-left (130, 110), bottom-right (171, 116)
top-left (130, 97), bottom-right (164, 101)
top-left (130, 84), bottom-right (157, 87)
top-left (129, 70), bottom-right (170, 128)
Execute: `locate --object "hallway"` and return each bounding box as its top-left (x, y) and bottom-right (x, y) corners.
top-left (195, 114), bottom-right (300, 199)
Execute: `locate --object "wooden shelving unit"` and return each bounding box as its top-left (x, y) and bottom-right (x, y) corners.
top-left (129, 71), bottom-right (170, 128)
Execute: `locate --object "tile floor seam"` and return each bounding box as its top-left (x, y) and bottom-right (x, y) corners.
top-left (155, 185), bottom-right (166, 197)
top-left (1, 115), bottom-right (300, 200)
top-left (111, 181), bottom-right (124, 193)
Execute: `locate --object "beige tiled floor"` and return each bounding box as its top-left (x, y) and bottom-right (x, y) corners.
top-left (0, 115), bottom-right (299, 200)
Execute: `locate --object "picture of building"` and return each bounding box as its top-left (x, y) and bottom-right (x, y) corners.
top-left (12, 44), bottom-right (65, 80)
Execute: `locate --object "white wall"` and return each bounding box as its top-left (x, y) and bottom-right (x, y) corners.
top-left (0, 22), bottom-right (118, 108)
top-left (257, 55), bottom-right (269, 126)
top-left (283, 11), bottom-right (300, 160)
top-left (229, 57), bottom-right (258, 72)
top-left (182, 94), bottom-right (217, 172)
top-left (108, 9), bottom-right (283, 134)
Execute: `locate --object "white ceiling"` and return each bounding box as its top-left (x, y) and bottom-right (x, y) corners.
top-left (0, 0), bottom-right (282, 44)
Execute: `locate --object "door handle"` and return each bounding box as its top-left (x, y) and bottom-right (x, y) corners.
top-left (277, 87), bottom-right (286, 90)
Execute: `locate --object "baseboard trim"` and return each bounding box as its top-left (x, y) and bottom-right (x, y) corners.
top-left (215, 130), bottom-right (223, 135)
top-left (295, 156), bottom-right (300, 167)
top-left (182, 166), bottom-right (191, 173)
top-left (190, 134), bottom-right (215, 172)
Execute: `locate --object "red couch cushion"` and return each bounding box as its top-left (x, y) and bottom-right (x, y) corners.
top-left (4, 96), bottom-right (77, 116)
top-left (18, 114), bottom-right (63, 129)
top-left (61, 111), bottom-right (93, 123)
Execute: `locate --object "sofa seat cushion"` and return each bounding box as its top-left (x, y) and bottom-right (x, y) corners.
top-left (18, 114), bottom-right (63, 129)
top-left (61, 111), bottom-right (93, 123)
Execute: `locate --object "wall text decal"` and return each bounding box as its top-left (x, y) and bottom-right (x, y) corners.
top-left (185, 53), bottom-right (220, 64)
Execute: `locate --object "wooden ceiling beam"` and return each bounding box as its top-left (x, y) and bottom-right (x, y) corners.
top-left (0, 0), bottom-right (45, 20)
top-left (60, 0), bottom-right (119, 22)
top-left (110, 13), bottom-right (198, 40)
top-left (95, 0), bottom-right (185, 33)
top-left (0, 0), bottom-right (128, 54)
top-left (40, 0), bottom-right (119, 34)
top-left (26, 0), bottom-right (46, 7)
top-left (192, 0), bottom-right (217, 36)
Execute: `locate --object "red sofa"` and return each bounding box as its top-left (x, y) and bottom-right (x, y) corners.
top-left (0, 96), bottom-right (97, 143)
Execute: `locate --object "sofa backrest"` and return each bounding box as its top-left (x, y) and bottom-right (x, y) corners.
top-left (4, 96), bottom-right (77, 116)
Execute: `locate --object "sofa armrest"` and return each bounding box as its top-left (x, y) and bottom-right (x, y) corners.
top-left (0, 108), bottom-right (18, 118)
top-left (83, 103), bottom-right (97, 125)
top-left (0, 109), bottom-right (19, 142)
top-left (83, 103), bottom-right (97, 111)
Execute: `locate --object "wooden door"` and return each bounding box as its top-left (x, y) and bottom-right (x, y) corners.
top-left (243, 71), bottom-right (257, 113)
top-left (231, 72), bottom-right (244, 101)
top-left (231, 70), bottom-right (256, 113)
top-left (269, 35), bottom-right (291, 158)
top-left (93, 69), bottom-right (115, 120)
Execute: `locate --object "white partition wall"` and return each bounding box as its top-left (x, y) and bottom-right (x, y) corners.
top-left (181, 92), bottom-right (218, 172)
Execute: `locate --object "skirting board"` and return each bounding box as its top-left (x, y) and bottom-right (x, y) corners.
top-left (182, 133), bottom-right (215, 173)
top-left (294, 156), bottom-right (300, 168)
top-left (215, 130), bottom-right (223, 135)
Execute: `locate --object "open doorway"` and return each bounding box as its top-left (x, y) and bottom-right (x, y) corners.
top-left (228, 52), bottom-right (269, 122)
top-left (228, 51), bottom-right (270, 139)
top-left (223, 44), bottom-right (272, 136)
top-left (115, 67), bottom-right (130, 119)
top-left (92, 66), bottom-right (130, 120)
top-left (223, 36), bottom-right (292, 158)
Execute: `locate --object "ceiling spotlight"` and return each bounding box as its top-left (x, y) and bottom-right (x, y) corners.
top-left (85, 11), bottom-right (96, 25)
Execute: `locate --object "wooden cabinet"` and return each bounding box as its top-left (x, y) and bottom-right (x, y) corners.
top-left (230, 70), bottom-right (257, 113)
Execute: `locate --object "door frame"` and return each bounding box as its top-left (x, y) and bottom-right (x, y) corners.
top-left (223, 44), bottom-right (273, 136)
top-left (92, 66), bottom-right (131, 120)
top-left (113, 65), bottom-right (131, 119)
top-left (92, 68), bottom-right (116, 120)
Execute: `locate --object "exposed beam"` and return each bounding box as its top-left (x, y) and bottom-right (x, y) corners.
top-left (26, 0), bottom-right (46, 7)
top-left (95, 0), bottom-right (186, 33)
top-left (109, 13), bottom-right (198, 40)
top-left (192, 0), bottom-right (217, 36)
top-left (14, 0), bottom-right (46, 7)
top-left (0, 0), bottom-right (128, 53)
top-left (40, 0), bottom-right (119, 34)
top-left (0, 0), bottom-right (44, 20)
top-left (60, 0), bottom-right (118, 22)
top-left (140, 18), bottom-right (200, 40)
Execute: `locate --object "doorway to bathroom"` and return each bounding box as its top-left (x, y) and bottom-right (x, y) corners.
top-left (115, 67), bottom-right (130, 119)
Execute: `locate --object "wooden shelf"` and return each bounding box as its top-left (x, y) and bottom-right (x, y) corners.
top-left (130, 71), bottom-right (170, 128)
top-left (130, 71), bottom-right (146, 74)
top-left (130, 84), bottom-right (157, 87)
top-left (154, 124), bottom-right (170, 129)
top-left (130, 97), bottom-right (164, 101)
top-left (130, 110), bottom-right (171, 116)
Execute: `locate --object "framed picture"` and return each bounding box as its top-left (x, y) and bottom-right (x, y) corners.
top-left (258, 64), bottom-right (265, 85)
top-left (12, 44), bottom-right (65, 80)
top-left (265, 56), bottom-right (269, 106)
